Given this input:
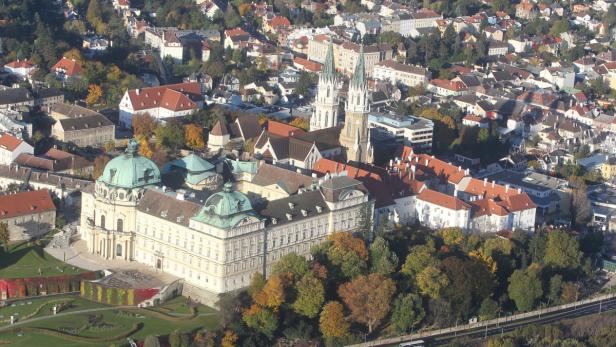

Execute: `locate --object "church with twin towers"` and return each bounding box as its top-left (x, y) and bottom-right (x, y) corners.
top-left (310, 41), bottom-right (373, 164)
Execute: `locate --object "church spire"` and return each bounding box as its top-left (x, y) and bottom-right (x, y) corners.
top-left (350, 45), bottom-right (366, 88)
top-left (323, 42), bottom-right (335, 80)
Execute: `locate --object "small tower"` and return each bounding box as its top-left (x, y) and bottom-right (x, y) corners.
top-left (340, 46), bottom-right (371, 163)
top-left (310, 42), bottom-right (339, 131)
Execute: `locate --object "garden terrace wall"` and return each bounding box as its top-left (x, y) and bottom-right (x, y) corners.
top-left (80, 281), bottom-right (160, 306)
top-left (0, 271), bottom-right (101, 299)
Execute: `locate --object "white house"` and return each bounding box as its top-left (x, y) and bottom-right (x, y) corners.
top-left (0, 133), bottom-right (33, 165)
top-left (118, 82), bottom-right (203, 128)
top-left (3, 60), bottom-right (37, 79)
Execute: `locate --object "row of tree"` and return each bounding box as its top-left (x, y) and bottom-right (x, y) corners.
top-left (210, 223), bottom-right (601, 346)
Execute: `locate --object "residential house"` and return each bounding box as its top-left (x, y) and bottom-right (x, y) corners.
top-left (0, 189), bottom-right (56, 241)
top-left (373, 60), bottom-right (430, 88)
top-left (0, 133), bottom-right (33, 165)
top-left (3, 60), bottom-right (37, 80)
top-left (51, 57), bottom-right (82, 80)
top-left (50, 103), bottom-right (115, 147)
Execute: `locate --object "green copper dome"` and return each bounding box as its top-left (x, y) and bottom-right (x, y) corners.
top-left (99, 139), bottom-right (161, 189)
top-left (192, 182), bottom-right (255, 228)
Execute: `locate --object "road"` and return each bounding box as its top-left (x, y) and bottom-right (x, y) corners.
top-left (417, 297), bottom-right (616, 346)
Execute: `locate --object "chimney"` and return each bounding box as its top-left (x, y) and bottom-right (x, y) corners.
top-left (177, 191), bottom-right (185, 200)
top-left (483, 178), bottom-right (487, 187)
top-left (411, 165), bottom-right (416, 180)
top-left (492, 180), bottom-right (495, 188)
top-left (135, 89), bottom-right (140, 95)
top-left (505, 184), bottom-right (509, 193)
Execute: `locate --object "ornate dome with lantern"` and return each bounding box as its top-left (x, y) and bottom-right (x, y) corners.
top-left (192, 182), bottom-right (260, 229)
top-left (95, 139), bottom-right (161, 203)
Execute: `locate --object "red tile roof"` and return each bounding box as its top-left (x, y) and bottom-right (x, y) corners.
top-left (430, 79), bottom-right (467, 91)
top-left (268, 16), bottom-right (291, 29)
top-left (127, 82), bottom-right (201, 112)
top-left (266, 120), bottom-right (305, 138)
top-left (51, 57), bottom-right (82, 76)
top-left (417, 188), bottom-right (470, 210)
top-left (293, 57), bottom-right (322, 72)
top-left (0, 133), bottom-right (24, 151)
top-left (225, 28), bottom-right (249, 38)
top-left (5, 60), bottom-right (35, 69)
top-left (0, 190), bottom-right (56, 219)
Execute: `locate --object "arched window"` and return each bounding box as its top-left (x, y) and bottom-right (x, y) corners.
top-left (357, 93), bottom-right (360, 105)
top-left (116, 244), bottom-right (122, 257)
top-left (100, 215), bottom-right (105, 229)
top-left (327, 87), bottom-right (330, 98)
top-left (325, 111), bottom-right (329, 126)
top-left (117, 219), bottom-right (123, 232)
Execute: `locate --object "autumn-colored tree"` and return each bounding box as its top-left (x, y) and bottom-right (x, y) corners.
top-left (292, 273), bottom-right (325, 318)
top-left (338, 273), bottom-right (396, 333)
top-left (253, 274), bottom-right (287, 310)
top-left (326, 231), bottom-right (369, 279)
top-left (248, 272), bottom-right (266, 299)
top-left (319, 301), bottom-right (350, 338)
top-left (185, 124), bottom-right (205, 150)
top-left (469, 250), bottom-right (497, 273)
top-left (242, 304), bottom-right (278, 338)
top-left (86, 84), bottom-right (103, 106)
top-left (238, 3), bottom-right (252, 16)
top-left (92, 156), bottom-right (111, 179)
top-left (258, 114), bottom-right (268, 126)
top-left (312, 262), bottom-right (328, 279)
top-left (221, 330), bottom-right (238, 347)
top-left (132, 113), bottom-right (157, 138)
top-left (104, 140), bottom-right (115, 153)
top-left (561, 282), bottom-right (579, 303)
top-left (439, 227), bottom-right (464, 246)
top-left (138, 137), bottom-right (154, 158)
top-left (289, 117), bottom-right (309, 131)
top-left (0, 222), bottom-right (9, 251)
top-left (63, 48), bottom-right (83, 62)
top-left (416, 266), bottom-right (449, 300)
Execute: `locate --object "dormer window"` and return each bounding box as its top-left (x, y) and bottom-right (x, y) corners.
top-left (301, 209), bottom-right (308, 216)
top-left (286, 213), bottom-right (292, 220)
top-left (272, 218), bottom-right (278, 224)
top-left (288, 202), bottom-right (295, 209)
top-left (315, 205), bottom-right (322, 213)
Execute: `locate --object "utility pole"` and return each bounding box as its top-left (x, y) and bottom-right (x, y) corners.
top-left (484, 324), bottom-right (488, 338)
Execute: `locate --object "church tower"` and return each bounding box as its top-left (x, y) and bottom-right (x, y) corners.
top-left (340, 46), bottom-right (371, 163)
top-left (310, 42), bottom-right (339, 131)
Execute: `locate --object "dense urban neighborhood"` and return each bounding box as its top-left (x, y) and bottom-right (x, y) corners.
top-left (2, 0), bottom-right (616, 346)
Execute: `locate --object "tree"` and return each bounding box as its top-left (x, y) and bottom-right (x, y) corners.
top-left (63, 48), bottom-right (83, 62)
top-left (508, 267), bottom-right (543, 312)
top-left (221, 330), bottom-right (238, 347)
top-left (138, 137), bottom-right (154, 158)
top-left (326, 232), bottom-right (369, 279)
top-left (391, 293), bottom-right (425, 333)
top-left (184, 124), bottom-right (205, 150)
top-left (319, 301), bottom-right (350, 338)
top-left (369, 236), bottom-right (399, 275)
top-left (416, 266), bottom-right (449, 299)
top-left (544, 229), bottom-right (582, 271)
top-left (104, 140), bottom-right (115, 153)
top-left (86, 84), bottom-right (103, 106)
top-left (440, 257), bottom-right (495, 319)
top-left (132, 113), bottom-right (157, 138)
top-left (292, 273), bottom-right (325, 318)
top-left (570, 177), bottom-right (592, 226)
top-left (169, 329), bottom-right (182, 347)
top-left (253, 274), bottom-right (287, 310)
top-left (92, 156), bottom-right (111, 179)
top-left (32, 131), bottom-right (45, 145)
top-left (402, 245), bottom-right (438, 276)
top-left (439, 227), bottom-right (464, 246)
top-left (561, 282), bottom-right (578, 303)
top-left (295, 71), bottom-right (314, 96)
top-left (338, 273), bottom-right (396, 333)
top-left (289, 117), bottom-right (309, 131)
top-left (86, 0), bottom-right (104, 27)
top-left (155, 122), bottom-right (185, 152)
top-left (143, 335), bottom-right (161, 347)
top-left (223, 6), bottom-right (241, 28)
top-left (478, 298), bottom-right (499, 321)
top-left (0, 222), bottom-right (9, 251)
top-left (242, 304), bottom-right (278, 338)
top-left (548, 274), bottom-right (563, 305)
top-left (248, 272), bottom-right (266, 298)
top-left (271, 253), bottom-right (309, 281)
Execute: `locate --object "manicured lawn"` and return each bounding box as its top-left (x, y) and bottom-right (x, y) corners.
top-left (0, 299), bottom-right (220, 346)
top-left (0, 295), bottom-right (109, 326)
top-left (148, 296), bottom-right (218, 315)
top-left (0, 243), bottom-right (85, 278)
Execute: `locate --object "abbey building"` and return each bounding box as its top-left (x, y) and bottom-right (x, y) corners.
top-left (79, 140), bottom-right (370, 305)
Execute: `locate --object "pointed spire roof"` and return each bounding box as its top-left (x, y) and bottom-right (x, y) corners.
top-left (350, 46), bottom-right (366, 88)
top-left (322, 42), bottom-right (335, 79)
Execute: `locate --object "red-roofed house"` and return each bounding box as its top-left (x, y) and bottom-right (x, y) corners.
top-left (264, 16), bottom-right (291, 34)
top-left (224, 28), bottom-right (252, 49)
top-left (0, 133), bottom-right (33, 165)
top-left (3, 60), bottom-right (37, 79)
top-left (0, 189), bottom-right (56, 241)
top-left (51, 57), bottom-right (82, 80)
top-left (427, 79), bottom-right (468, 96)
top-left (293, 57), bottom-right (322, 73)
top-left (119, 82), bottom-right (203, 128)
top-left (415, 188), bottom-right (471, 229)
